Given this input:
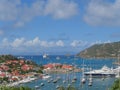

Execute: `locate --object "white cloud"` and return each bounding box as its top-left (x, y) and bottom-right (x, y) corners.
top-left (90, 40), bottom-right (102, 46)
top-left (11, 38), bottom-right (25, 48)
top-left (14, 22), bottom-right (25, 27)
top-left (1, 37), bottom-right (65, 48)
top-left (0, 0), bottom-right (20, 21)
top-left (0, 0), bottom-right (78, 27)
top-left (84, 0), bottom-right (120, 26)
top-left (2, 38), bottom-right (9, 46)
top-left (0, 37), bottom-right (65, 54)
top-left (90, 40), bottom-right (112, 46)
top-left (71, 40), bottom-right (88, 47)
top-left (24, 37), bottom-right (65, 47)
top-left (56, 40), bottom-right (64, 47)
top-left (44, 0), bottom-right (78, 19)
top-left (0, 38), bottom-right (113, 54)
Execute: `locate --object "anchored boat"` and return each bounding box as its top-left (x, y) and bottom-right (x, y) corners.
top-left (84, 65), bottom-right (116, 77)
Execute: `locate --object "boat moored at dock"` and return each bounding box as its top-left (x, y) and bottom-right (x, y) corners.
top-left (84, 65), bottom-right (116, 77)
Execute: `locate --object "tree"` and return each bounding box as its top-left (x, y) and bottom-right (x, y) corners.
top-left (0, 86), bottom-right (33, 90)
top-left (67, 86), bottom-right (76, 90)
top-left (58, 86), bottom-right (76, 90)
top-left (58, 86), bottom-right (65, 90)
top-left (110, 79), bottom-right (120, 90)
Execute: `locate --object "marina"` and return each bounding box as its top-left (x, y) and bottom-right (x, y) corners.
top-left (0, 0), bottom-right (120, 90)
top-left (19, 55), bottom-right (119, 90)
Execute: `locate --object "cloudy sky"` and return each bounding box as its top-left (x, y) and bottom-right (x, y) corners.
top-left (0, 0), bottom-right (120, 55)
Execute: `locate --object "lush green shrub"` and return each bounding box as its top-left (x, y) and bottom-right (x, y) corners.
top-left (58, 86), bottom-right (65, 90)
top-left (0, 86), bottom-right (33, 90)
top-left (67, 86), bottom-right (76, 90)
top-left (58, 86), bottom-right (76, 90)
top-left (110, 79), bottom-right (120, 90)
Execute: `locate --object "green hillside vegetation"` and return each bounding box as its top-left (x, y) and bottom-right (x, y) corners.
top-left (58, 86), bottom-right (76, 90)
top-left (0, 55), bottom-right (18, 63)
top-left (110, 79), bottom-right (120, 90)
top-left (77, 41), bottom-right (120, 58)
top-left (0, 86), bottom-right (33, 90)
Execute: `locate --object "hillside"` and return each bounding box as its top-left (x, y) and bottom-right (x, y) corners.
top-left (0, 54), bottom-right (18, 63)
top-left (77, 41), bottom-right (120, 58)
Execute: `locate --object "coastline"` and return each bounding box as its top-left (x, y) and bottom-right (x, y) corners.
top-left (77, 56), bottom-right (118, 59)
top-left (43, 68), bottom-right (81, 74)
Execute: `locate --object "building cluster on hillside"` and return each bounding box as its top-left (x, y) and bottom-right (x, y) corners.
top-left (43, 63), bottom-right (73, 70)
top-left (0, 59), bottom-right (38, 84)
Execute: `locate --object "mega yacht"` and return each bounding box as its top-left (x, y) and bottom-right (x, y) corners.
top-left (114, 66), bottom-right (120, 78)
top-left (84, 65), bottom-right (116, 77)
top-left (114, 53), bottom-right (120, 78)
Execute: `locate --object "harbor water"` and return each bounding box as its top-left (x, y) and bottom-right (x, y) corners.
top-left (21, 55), bottom-right (117, 90)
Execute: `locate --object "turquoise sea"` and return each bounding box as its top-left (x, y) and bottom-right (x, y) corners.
top-left (20, 55), bottom-right (117, 90)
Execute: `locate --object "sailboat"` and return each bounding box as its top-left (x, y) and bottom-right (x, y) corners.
top-left (47, 79), bottom-right (51, 83)
top-left (115, 52), bottom-right (120, 78)
top-left (71, 65), bottom-right (77, 83)
top-left (53, 79), bottom-right (58, 83)
top-left (56, 85), bottom-right (60, 89)
top-left (53, 65), bottom-right (60, 84)
top-left (81, 72), bottom-right (86, 84)
top-left (88, 68), bottom-right (93, 86)
top-left (40, 83), bottom-right (44, 86)
top-left (48, 78), bottom-right (53, 83)
top-left (35, 85), bottom-right (40, 89)
top-left (88, 81), bottom-right (92, 86)
top-left (81, 60), bottom-right (86, 84)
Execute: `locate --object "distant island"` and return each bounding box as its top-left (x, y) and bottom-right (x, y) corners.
top-left (77, 41), bottom-right (120, 59)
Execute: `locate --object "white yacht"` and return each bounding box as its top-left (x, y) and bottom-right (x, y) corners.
top-left (17, 56), bottom-right (24, 59)
top-left (42, 74), bottom-right (51, 80)
top-left (43, 54), bottom-right (48, 59)
top-left (114, 66), bottom-right (120, 78)
top-left (84, 65), bottom-right (116, 77)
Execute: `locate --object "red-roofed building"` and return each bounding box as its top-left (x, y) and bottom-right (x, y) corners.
top-left (19, 60), bottom-right (25, 65)
top-left (6, 60), bottom-right (19, 64)
top-left (12, 70), bottom-right (19, 76)
top-left (1, 65), bottom-right (9, 71)
top-left (0, 68), bottom-right (3, 71)
top-left (0, 73), bottom-right (6, 78)
top-left (21, 64), bottom-right (33, 71)
top-left (44, 63), bottom-right (62, 69)
top-left (62, 65), bottom-right (73, 70)
top-left (44, 64), bottom-right (54, 69)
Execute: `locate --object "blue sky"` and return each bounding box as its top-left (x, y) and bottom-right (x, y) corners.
top-left (0, 0), bottom-right (120, 55)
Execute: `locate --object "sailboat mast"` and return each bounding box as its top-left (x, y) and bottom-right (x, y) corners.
top-left (118, 51), bottom-right (120, 65)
